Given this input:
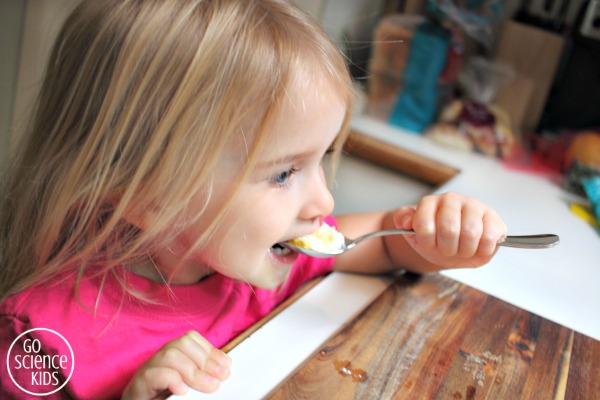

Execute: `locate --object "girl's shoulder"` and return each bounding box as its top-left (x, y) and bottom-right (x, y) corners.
top-left (0, 270), bottom-right (83, 330)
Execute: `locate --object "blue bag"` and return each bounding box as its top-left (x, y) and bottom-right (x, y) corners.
top-left (389, 21), bottom-right (450, 133)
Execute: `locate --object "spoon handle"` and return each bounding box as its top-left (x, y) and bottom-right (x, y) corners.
top-left (354, 230), bottom-right (559, 249)
top-left (351, 229), bottom-right (413, 246)
top-left (499, 234), bottom-right (559, 248)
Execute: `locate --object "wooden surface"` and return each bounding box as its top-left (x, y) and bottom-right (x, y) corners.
top-left (343, 130), bottom-right (459, 186)
top-left (266, 273), bottom-right (600, 399)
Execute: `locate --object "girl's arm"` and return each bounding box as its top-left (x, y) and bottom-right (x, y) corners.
top-left (333, 192), bottom-right (508, 275)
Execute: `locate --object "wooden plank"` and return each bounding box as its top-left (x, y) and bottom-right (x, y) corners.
top-left (434, 289), bottom-right (521, 400)
top-left (267, 274), bottom-right (600, 399)
top-left (343, 130), bottom-right (459, 186)
top-left (515, 310), bottom-right (573, 400)
top-left (267, 274), bottom-right (472, 399)
top-left (565, 332), bottom-right (600, 399)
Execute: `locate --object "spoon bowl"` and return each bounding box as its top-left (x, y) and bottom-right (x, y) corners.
top-left (282, 229), bottom-right (560, 258)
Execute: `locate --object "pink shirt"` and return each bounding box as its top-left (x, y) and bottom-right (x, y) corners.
top-left (0, 220), bottom-right (336, 399)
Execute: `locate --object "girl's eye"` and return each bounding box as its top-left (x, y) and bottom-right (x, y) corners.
top-left (270, 167), bottom-right (298, 187)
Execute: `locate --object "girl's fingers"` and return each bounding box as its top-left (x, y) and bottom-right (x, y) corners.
top-left (477, 210), bottom-right (507, 257)
top-left (411, 195), bottom-right (439, 249)
top-left (150, 346), bottom-right (215, 392)
top-left (122, 331), bottom-right (231, 399)
top-left (146, 366), bottom-right (220, 395)
top-left (390, 192), bottom-right (508, 271)
top-left (434, 194), bottom-right (463, 257)
top-left (165, 332), bottom-right (231, 384)
top-left (412, 193), bottom-right (506, 260)
top-left (145, 367), bottom-right (190, 396)
top-left (392, 206), bottom-right (416, 230)
top-left (457, 202), bottom-right (484, 258)
top-left (187, 331), bottom-right (232, 375)
top-left (122, 367), bottom-right (191, 399)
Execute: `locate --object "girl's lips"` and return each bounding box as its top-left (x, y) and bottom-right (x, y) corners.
top-left (269, 243), bottom-right (299, 264)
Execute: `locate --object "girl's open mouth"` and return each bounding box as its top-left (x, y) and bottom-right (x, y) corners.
top-left (269, 242), bottom-right (299, 264)
top-left (270, 243), bottom-right (293, 256)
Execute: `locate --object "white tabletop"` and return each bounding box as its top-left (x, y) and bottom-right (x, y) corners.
top-left (349, 115), bottom-right (600, 342)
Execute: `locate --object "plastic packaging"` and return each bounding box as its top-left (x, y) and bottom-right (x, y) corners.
top-left (427, 0), bottom-right (506, 49)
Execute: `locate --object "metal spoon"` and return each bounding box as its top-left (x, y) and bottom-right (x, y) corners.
top-left (282, 229), bottom-right (560, 258)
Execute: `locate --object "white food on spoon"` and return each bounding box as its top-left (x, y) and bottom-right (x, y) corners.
top-left (287, 222), bottom-right (345, 253)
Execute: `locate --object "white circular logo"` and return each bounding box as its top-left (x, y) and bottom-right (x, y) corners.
top-left (6, 328), bottom-right (75, 396)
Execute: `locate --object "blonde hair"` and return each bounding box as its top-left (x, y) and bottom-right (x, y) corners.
top-left (0, 0), bottom-right (354, 300)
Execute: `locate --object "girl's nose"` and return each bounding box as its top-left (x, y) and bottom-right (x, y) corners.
top-left (299, 167), bottom-right (335, 221)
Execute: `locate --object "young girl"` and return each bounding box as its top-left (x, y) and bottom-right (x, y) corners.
top-left (0, 0), bottom-right (507, 398)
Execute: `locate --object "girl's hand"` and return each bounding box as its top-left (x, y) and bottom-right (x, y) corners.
top-left (389, 192), bottom-right (508, 272)
top-left (122, 331), bottom-right (231, 399)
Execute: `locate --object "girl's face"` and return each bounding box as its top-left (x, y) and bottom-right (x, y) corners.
top-left (152, 76), bottom-right (347, 288)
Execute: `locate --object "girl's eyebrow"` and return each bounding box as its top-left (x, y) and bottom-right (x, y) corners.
top-left (256, 151), bottom-right (314, 169)
top-left (256, 138), bottom-right (338, 169)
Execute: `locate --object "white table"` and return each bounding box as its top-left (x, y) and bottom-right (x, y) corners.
top-left (349, 115), bottom-right (600, 342)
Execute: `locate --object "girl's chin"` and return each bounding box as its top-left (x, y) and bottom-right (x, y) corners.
top-left (246, 247), bottom-right (296, 289)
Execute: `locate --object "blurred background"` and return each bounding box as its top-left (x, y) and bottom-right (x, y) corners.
top-left (2, 1), bottom-right (599, 217)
